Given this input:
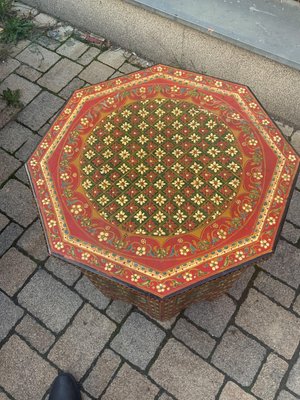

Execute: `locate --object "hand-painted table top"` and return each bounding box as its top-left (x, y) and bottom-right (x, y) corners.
top-left (27, 64), bottom-right (299, 298)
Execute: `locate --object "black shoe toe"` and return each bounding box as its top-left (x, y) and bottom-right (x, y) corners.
top-left (49, 373), bottom-right (81, 400)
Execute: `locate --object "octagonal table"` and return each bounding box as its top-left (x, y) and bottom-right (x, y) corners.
top-left (27, 64), bottom-right (299, 320)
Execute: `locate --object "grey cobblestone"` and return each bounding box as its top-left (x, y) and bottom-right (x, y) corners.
top-left (15, 314), bottom-right (55, 353)
top-left (18, 91), bottom-right (64, 130)
top-left (16, 43), bottom-right (60, 72)
top-left (286, 355), bottom-right (300, 396)
top-left (0, 180), bottom-right (37, 227)
top-left (0, 213), bottom-right (9, 231)
top-left (9, 39), bottom-right (30, 57)
top-left (59, 77), bottom-right (85, 99)
top-left (45, 257), bottom-right (81, 285)
top-left (184, 295), bottom-right (236, 337)
top-left (236, 289), bottom-right (300, 359)
top-left (150, 338), bottom-right (224, 400)
top-left (119, 62), bottom-right (140, 73)
top-left (254, 271), bottom-right (295, 308)
top-left (83, 349), bottom-right (121, 397)
top-left (261, 241), bottom-right (300, 289)
top-left (18, 269), bottom-right (82, 333)
top-left (0, 57), bottom-right (20, 80)
top-left (252, 353), bottom-right (288, 400)
top-left (0, 292), bottom-right (23, 341)
top-left (15, 165), bottom-right (29, 185)
top-left (0, 390), bottom-right (10, 400)
top-left (33, 12), bottom-right (57, 27)
top-left (17, 220), bottom-right (48, 261)
top-left (212, 326), bottom-right (266, 386)
top-left (291, 130), bottom-right (300, 155)
top-left (48, 304), bottom-right (116, 378)
top-left (275, 121), bottom-right (294, 137)
top-left (172, 318), bottom-right (216, 358)
top-left (111, 312), bottom-right (165, 369)
top-left (79, 61), bottom-right (115, 84)
top-left (293, 294), bottom-right (300, 315)
top-left (220, 382), bottom-right (256, 400)
top-left (38, 58), bottom-right (83, 92)
top-left (281, 221), bottom-right (300, 244)
top-left (0, 149), bottom-right (21, 184)
top-left (77, 47), bottom-right (100, 65)
top-left (287, 190), bottom-right (300, 227)
top-left (0, 248), bottom-right (36, 296)
top-left (75, 276), bottom-right (110, 309)
top-left (15, 134), bottom-right (41, 162)
top-left (0, 74), bottom-right (41, 105)
top-left (0, 335), bottom-right (57, 400)
top-left (278, 390), bottom-right (299, 400)
top-left (47, 24), bottom-right (74, 42)
top-left (0, 121), bottom-right (32, 153)
top-left (16, 64), bottom-right (42, 82)
top-left (35, 35), bottom-right (61, 50)
top-left (0, 223), bottom-right (23, 256)
top-left (228, 266), bottom-right (255, 300)
top-left (57, 38), bottom-right (89, 60)
top-left (98, 48), bottom-right (126, 69)
top-left (103, 363), bottom-right (159, 400)
top-left (106, 300), bottom-right (132, 323)
top-left (158, 394), bottom-right (174, 400)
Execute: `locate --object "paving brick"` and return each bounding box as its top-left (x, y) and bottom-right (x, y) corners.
top-left (0, 292), bottom-right (23, 341)
top-left (287, 190), bottom-right (300, 227)
top-left (0, 390), bottom-right (10, 400)
top-left (278, 390), bottom-right (299, 400)
top-left (296, 174), bottom-right (300, 190)
top-left (103, 363), bottom-right (159, 400)
top-left (98, 48), bottom-right (126, 69)
top-left (150, 338), bottom-right (224, 400)
top-left (59, 77), bottom-right (85, 99)
top-left (17, 220), bottom-right (48, 261)
top-left (16, 314), bottom-right (55, 353)
top-left (119, 62), bottom-right (140, 73)
top-left (220, 382), bottom-right (256, 400)
top-left (254, 271), bottom-right (295, 308)
top-left (15, 165), bottom-right (29, 185)
top-left (83, 349), bottom-right (121, 397)
top-left (48, 304), bottom-right (116, 378)
top-left (152, 315), bottom-right (177, 330)
top-left (38, 122), bottom-right (51, 137)
top-left (57, 38), bottom-right (89, 60)
top-left (287, 356), bottom-right (300, 396)
top-left (0, 74), bottom-right (41, 106)
top-left (47, 24), bottom-right (74, 42)
top-left (111, 312), bottom-right (165, 369)
top-left (110, 71), bottom-right (124, 79)
top-left (0, 121), bottom-right (32, 152)
top-left (158, 394), bottom-right (174, 400)
top-left (0, 335), bottom-right (57, 400)
top-left (0, 222), bottom-right (23, 256)
top-left (79, 61), bottom-right (115, 84)
top-left (291, 130), bottom-right (300, 155)
top-left (0, 247), bottom-right (36, 296)
top-left (12, 2), bottom-right (38, 18)
top-left (228, 266), bottom-right (255, 299)
top-left (77, 47), bottom-right (100, 65)
top-left (18, 91), bottom-right (64, 130)
top-left (184, 295), bottom-right (236, 337)
top-left (275, 121), bottom-right (294, 137)
top-left (16, 44), bottom-right (60, 72)
top-left (260, 241), bottom-right (300, 289)
top-left (18, 269), bottom-right (82, 333)
top-left (45, 257), bottom-right (81, 285)
top-left (38, 58), bottom-right (83, 92)
top-left (75, 276), bottom-right (110, 309)
top-left (293, 294), bottom-right (300, 315)
top-left (0, 149), bottom-right (21, 184)
top-left (0, 213), bottom-right (9, 231)
top-left (0, 180), bottom-right (37, 226)
top-left (212, 325), bottom-right (266, 385)
top-left (9, 39), bottom-right (30, 57)
top-left (106, 299), bottom-right (132, 323)
top-left (252, 353), bottom-right (288, 400)
top-left (0, 57), bottom-right (20, 80)
top-left (16, 64), bottom-right (42, 81)
top-left (15, 134), bottom-right (41, 162)
top-left (33, 12), bottom-right (57, 27)
top-left (172, 318), bottom-right (216, 358)
top-left (236, 289), bottom-right (300, 359)
top-left (35, 35), bottom-right (61, 50)
top-left (281, 221), bottom-right (300, 244)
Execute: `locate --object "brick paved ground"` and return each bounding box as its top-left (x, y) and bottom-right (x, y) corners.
top-left (1, 4), bottom-right (300, 400)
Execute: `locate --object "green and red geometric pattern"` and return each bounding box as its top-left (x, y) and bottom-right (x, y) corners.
top-left (27, 64), bottom-right (299, 298)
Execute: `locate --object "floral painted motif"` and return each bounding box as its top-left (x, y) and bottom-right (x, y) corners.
top-left (27, 64), bottom-right (300, 298)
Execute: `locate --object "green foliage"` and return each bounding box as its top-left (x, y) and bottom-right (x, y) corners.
top-left (1, 88), bottom-right (22, 107)
top-left (1, 16), bottom-right (33, 43)
top-left (0, 0), bottom-right (13, 21)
